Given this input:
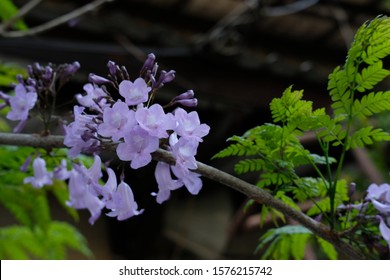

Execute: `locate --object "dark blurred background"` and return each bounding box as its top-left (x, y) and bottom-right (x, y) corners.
top-left (1, 0), bottom-right (390, 259)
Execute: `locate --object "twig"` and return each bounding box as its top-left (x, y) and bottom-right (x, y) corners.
top-left (0, 0), bottom-right (116, 38)
top-left (0, 132), bottom-right (366, 259)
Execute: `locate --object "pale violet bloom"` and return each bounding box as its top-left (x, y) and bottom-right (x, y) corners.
top-left (93, 167), bottom-right (117, 203)
top-left (53, 159), bottom-right (71, 180)
top-left (377, 215), bottom-right (390, 249)
top-left (66, 169), bottom-right (105, 225)
top-left (106, 181), bottom-right (143, 221)
top-left (119, 78), bottom-right (151, 106)
top-left (153, 161), bottom-right (183, 204)
top-left (366, 183), bottom-right (390, 215)
top-left (173, 107), bottom-right (210, 142)
top-left (76, 83), bottom-right (107, 112)
top-left (98, 100), bottom-right (137, 141)
top-left (64, 106), bottom-right (99, 158)
top-left (23, 156), bottom-right (53, 188)
top-left (116, 125), bottom-right (159, 169)
top-left (171, 164), bottom-right (202, 195)
top-left (170, 134), bottom-right (198, 171)
top-left (135, 103), bottom-right (176, 138)
top-left (7, 83), bottom-right (37, 121)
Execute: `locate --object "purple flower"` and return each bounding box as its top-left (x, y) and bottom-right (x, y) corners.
top-left (171, 164), bottom-right (202, 195)
top-left (76, 83), bottom-right (107, 112)
top-left (174, 108), bottom-right (210, 142)
top-left (94, 167), bottom-right (117, 203)
top-left (66, 169), bottom-right (105, 225)
top-left (153, 161), bottom-right (183, 204)
top-left (170, 133), bottom-right (198, 170)
top-left (377, 215), bottom-right (390, 249)
top-left (23, 156), bottom-right (53, 188)
top-left (106, 181), bottom-right (143, 221)
top-left (53, 159), bottom-right (71, 180)
top-left (98, 100), bottom-right (137, 141)
top-left (119, 78), bottom-right (151, 106)
top-left (7, 83), bottom-right (37, 121)
top-left (135, 104), bottom-right (176, 138)
top-left (64, 106), bottom-right (99, 158)
top-left (366, 183), bottom-right (390, 215)
top-left (116, 125), bottom-right (159, 169)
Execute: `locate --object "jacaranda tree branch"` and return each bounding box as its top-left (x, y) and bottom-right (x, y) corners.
top-left (0, 132), bottom-right (366, 259)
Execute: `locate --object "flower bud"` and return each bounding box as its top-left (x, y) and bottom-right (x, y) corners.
top-left (107, 61), bottom-right (117, 77)
top-left (89, 73), bottom-right (111, 85)
top-left (173, 90), bottom-right (195, 101)
top-left (176, 98), bottom-right (198, 107)
top-left (141, 53), bottom-right (156, 73)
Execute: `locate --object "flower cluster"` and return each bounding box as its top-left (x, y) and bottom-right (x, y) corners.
top-left (0, 62), bottom-right (80, 132)
top-left (60, 54), bottom-right (209, 222)
top-left (23, 155), bottom-right (142, 225)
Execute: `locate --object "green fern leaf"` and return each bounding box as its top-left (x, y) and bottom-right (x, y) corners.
top-left (347, 126), bottom-right (390, 149)
top-left (328, 67), bottom-right (352, 116)
top-left (316, 236), bottom-right (338, 260)
top-left (352, 91), bottom-right (390, 118)
top-left (234, 158), bottom-right (265, 175)
top-left (256, 225), bottom-right (312, 260)
top-left (355, 61), bottom-right (390, 92)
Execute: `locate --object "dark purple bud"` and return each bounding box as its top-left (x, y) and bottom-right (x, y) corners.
top-left (27, 65), bottom-right (34, 77)
top-left (173, 89), bottom-right (195, 101)
top-left (349, 182), bottom-right (356, 198)
top-left (107, 61), bottom-right (117, 77)
top-left (88, 73), bottom-right (110, 85)
top-left (20, 155), bottom-right (32, 172)
top-left (155, 70), bottom-right (176, 88)
top-left (176, 98), bottom-right (198, 107)
top-left (314, 214), bottom-right (322, 222)
top-left (33, 62), bottom-right (43, 73)
top-left (16, 74), bottom-right (24, 84)
top-left (64, 61), bottom-right (80, 76)
top-left (44, 66), bottom-right (53, 81)
top-left (141, 53), bottom-right (156, 73)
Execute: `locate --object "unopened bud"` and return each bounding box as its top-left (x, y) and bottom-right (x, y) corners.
top-left (141, 53), bottom-right (156, 73)
top-left (176, 98), bottom-right (198, 107)
top-left (173, 90), bottom-right (195, 101)
top-left (89, 73), bottom-right (110, 85)
top-left (107, 61), bottom-right (117, 77)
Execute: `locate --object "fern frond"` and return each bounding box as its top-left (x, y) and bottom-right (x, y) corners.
top-left (361, 16), bottom-right (390, 64)
top-left (211, 136), bottom-right (257, 159)
top-left (234, 158), bottom-right (265, 175)
top-left (355, 61), bottom-right (390, 92)
top-left (352, 91), bottom-right (390, 118)
top-left (328, 67), bottom-right (351, 116)
top-left (347, 126), bottom-right (390, 149)
top-left (256, 225), bottom-right (312, 260)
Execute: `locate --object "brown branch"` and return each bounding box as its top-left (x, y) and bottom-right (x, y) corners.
top-left (0, 132), bottom-right (366, 259)
top-left (0, 0), bottom-right (116, 38)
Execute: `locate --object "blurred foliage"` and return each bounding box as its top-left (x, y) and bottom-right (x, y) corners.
top-left (0, 146), bottom-right (92, 259)
top-left (0, 0), bottom-right (28, 31)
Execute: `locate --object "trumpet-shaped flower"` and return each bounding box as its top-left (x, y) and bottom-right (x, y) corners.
top-left (173, 107), bottom-right (210, 142)
top-left (135, 104), bottom-right (176, 138)
top-left (98, 100), bottom-right (136, 141)
top-left (106, 181), bottom-right (143, 221)
top-left (66, 169), bottom-right (105, 225)
top-left (119, 78), bottom-right (151, 106)
top-left (153, 161), bottom-right (183, 204)
top-left (23, 156), bottom-right (53, 188)
top-left (7, 83), bottom-right (37, 121)
top-left (116, 125), bottom-right (159, 169)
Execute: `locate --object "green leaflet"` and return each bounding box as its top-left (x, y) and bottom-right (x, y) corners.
top-left (0, 0), bottom-right (28, 31)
